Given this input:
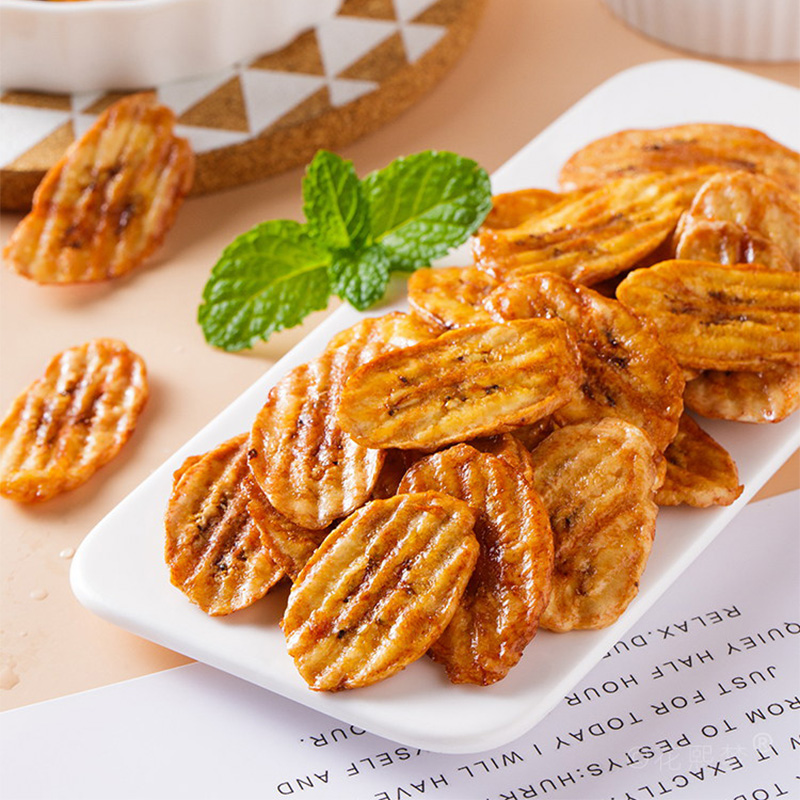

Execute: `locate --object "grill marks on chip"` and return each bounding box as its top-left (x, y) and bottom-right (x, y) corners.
top-left (3, 93), bottom-right (194, 284)
top-left (484, 273), bottom-right (685, 451)
top-left (407, 266), bottom-right (497, 330)
top-left (282, 492), bottom-right (479, 691)
top-left (471, 170), bottom-right (711, 286)
top-left (656, 414), bottom-right (743, 508)
top-left (558, 123), bottom-right (800, 196)
top-left (616, 260), bottom-right (800, 372)
top-left (528, 419), bottom-right (660, 632)
top-left (165, 434), bottom-right (283, 615)
top-left (398, 445), bottom-right (553, 685)
top-left (337, 320), bottom-right (582, 451)
top-left (0, 339), bottom-right (148, 502)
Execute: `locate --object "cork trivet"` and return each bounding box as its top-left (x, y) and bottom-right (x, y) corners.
top-left (0, 0), bottom-right (486, 212)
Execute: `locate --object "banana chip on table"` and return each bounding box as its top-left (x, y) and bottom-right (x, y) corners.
top-left (398, 444), bottom-right (553, 685)
top-left (337, 319), bottom-right (582, 451)
top-left (164, 434), bottom-right (284, 615)
top-left (480, 188), bottom-right (565, 230)
top-left (283, 491), bottom-right (479, 691)
top-left (559, 123), bottom-right (800, 196)
top-left (656, 414), bottom-right (743, 508)
top-left (616, 260), bottom-right (800, 372)
top-left (485, 273), bottom-right (685, 452)
top-left (325, 311), bottom-right (438, 357)
top-left (407, 266), bottom-right (497, 330)
top-left (674, 171), bottom-right (800, 271)
top-left (3, 93), bottom-right (194, 284)
top-left (0, 339), bottom-right (148, 503)
top-left (684, 366), bottom-right (800, 424)
top-left (528, 419), bottom-right (660, 632)
top-left (472, 170), bottom-right (712, 285)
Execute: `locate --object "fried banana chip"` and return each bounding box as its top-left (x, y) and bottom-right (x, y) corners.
top-left (325, 311), bottom-right (438, 357)
top-left (398, 445), bottom-right (553, 685)
top-left (480, 188), bottom-right (564, 230)
top-left (337, 319), bottom-right (582, 451)
top-left (164, 434), bottom-right (284, 615)
top-left (247, 483), bottom-right (329, 582)
top-left (616, 260), bottom-right (800, 372)
top-left (528, 419), bottom-right (660, 631)
top-left (3, 93), bottom-right (194, 284)
top-left (684, 366), bottom-right (800, 424)
top-left (249, 343), bottom-right (386, 530)
top-left (472, 170), bottom-right (712, 285)
top-left (656, 414), bottom-right (743, 508)
top-left (407, 266), bottom-right (497, 329)
top-left (674, 171), bottom-right (800, 271)
top-left (0, 339), bottom-right (148, 503)
top-left (559, 123), bottom-right (800, 195)
top-left (485, 273), bottom-right (684, 451)
top-left (283, 491), bottom-right (479, 691)
top-left (468, 432), bottom-right (538, 488)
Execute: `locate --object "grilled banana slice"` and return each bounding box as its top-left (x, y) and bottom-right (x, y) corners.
top-left (337, 320), bottom-right (582, 451)
top-left (398, 444), bottom-right (553, 685)
top-left (283, 491), bottom-right (478, 691)
top-left (528, 419), bottom-right (660, 632)
top-left (407, 266), bottom-right (497, 329)
top-left (0, 339), bottom-right (148, 502)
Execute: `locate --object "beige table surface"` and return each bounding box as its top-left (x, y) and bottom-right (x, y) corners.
top-left (1, 0), bottom-right (798, 714)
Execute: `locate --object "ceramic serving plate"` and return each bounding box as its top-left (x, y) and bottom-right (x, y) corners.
top-left (71, 59), bottom-right (800, 754)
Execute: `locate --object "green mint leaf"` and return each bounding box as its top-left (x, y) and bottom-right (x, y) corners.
top-left (303, 150), bottom-right (371, 251)
top-left (362, 150), bottom-right (492, 272)
top-left (198, 220), bottom-right (332, 351)
top-left (328, 244), bottom-right (392, 311)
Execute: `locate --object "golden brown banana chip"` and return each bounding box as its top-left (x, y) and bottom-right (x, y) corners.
top-left (472, 170), bottom-right (711, 285)
top-left (0, 339), bottom-right (148, 503)
top-left (249, 343), bottom-right (386, 530)
top-left (398, 445), bottom-right (553, 685)
top-left (528, 419), bottom-right (660, 632)
top-left (325, 311), bottom-right (438, 357)
top-left (247, 483), bottom-right (329, 582)
top-left (559, 123), bottom-right (800, 195)
top-left (337, 319), bottom-right (582, 451)
top-left (283, 491), bottom-right (479, 691)
top-left (468, 431), bottom-right (538, 487)
top-left (674, 171), bottom-right (800, 271)
top-left (480, 188), bottom-right (565, 230)
top-left (3, 93), bottom-right (194, 284)
top-left (485, 273), bottom-right (684, 451)
top-left (684, 366), bottom-right (800, 424)
top-left (164, 434), bottom-right (284, 615)
top-left (616, 260), bottom-right (800, 372)
top-left (407, 266), bottom-right (497, 330)
top-left (656, 414), bottom-right (743, 508)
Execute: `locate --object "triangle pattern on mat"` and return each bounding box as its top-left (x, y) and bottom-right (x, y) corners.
top-left (0, 105), bottom-right (71, 166)
top-left (157, 69), bottom-right (239, 118)
top-left (393, 0), bottom-right (441, 23)
top-left (239, 69), bottom-right (327, 135)
top-left (316, 17), bottom-right (398, 77)
top-left (173, 124), bottom-right (251, 153)
top-left (329, 78), bottom-right (379, 107)
top-left (400, 21), bottom-right (447, 62)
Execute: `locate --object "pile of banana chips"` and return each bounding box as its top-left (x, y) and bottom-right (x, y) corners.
top-left (164, 124), bottom-right (800, 692)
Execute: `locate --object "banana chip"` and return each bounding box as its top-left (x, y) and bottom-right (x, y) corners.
top-left (0, 339), bottom-right (148, 502)
top-left (472, 170), bottom-right (711, 285)
top-left (325, 311), bottom-right (438, 357)
top-left (616, 260), bottom-right (800, 372)
top-left (164, 434), bottom-right (284, 615)
top-left (3, 93), bottom-right (194, 284)
top-left (559, 123), bottom-right (800, 195)
top-left (283, 492), bottom-right (479, 691)
top-left (656, 414), bottom-right (743, 507)
top-left (684, 366), bottom-right (800, 424)
top-left (485, 273), bottom-right (685, 451)
top-left (337, 319), bottom-right (582, 451)
top-left (480, 188), bottom-right (564, 230)
top-left (674, 171), bottom-right (800, 271)
top-left (528, 419), bottom-right (660, 632)
top-left (398, 445), bottom-right (553, 685)
top-left (407, 266), bottom-right (497, 330)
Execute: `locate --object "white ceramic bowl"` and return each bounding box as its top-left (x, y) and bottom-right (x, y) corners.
top-left (0, 0), bottom-right (342, 94)
top-left (603, 0), bottom-right (800, 62)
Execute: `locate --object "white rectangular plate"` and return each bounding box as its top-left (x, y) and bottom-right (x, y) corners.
top-left (71, 59), bottom-right (800, 755)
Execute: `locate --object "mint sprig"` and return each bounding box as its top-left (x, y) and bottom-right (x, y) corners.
top-left (198, 150), bottom-right (492, 351)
